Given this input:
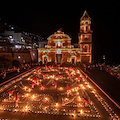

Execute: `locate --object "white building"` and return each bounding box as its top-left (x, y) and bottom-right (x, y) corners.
top-left (4, 30), bottom-right (31, 44)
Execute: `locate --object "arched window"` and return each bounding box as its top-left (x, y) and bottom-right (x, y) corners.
top-left (84, 36), bottom-right (89, 41)
top-left (84, 45), bottom-right (87, 52)
top-left (58, 42), bottom-right (61, 47)
top-left (56, 42), bottom-right (62, 48)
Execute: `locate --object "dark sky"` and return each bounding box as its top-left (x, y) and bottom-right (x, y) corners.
top-left (0, 1), bottom-right (120, 64)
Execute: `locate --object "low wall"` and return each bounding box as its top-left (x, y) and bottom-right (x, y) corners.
top-left (0, 66), bottom-right (37, 93)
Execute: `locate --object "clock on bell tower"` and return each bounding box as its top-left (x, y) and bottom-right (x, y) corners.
top-left (78, 10), bottom-right (92, 64)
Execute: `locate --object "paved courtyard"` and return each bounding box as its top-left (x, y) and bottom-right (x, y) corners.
top-left (0, 66), bottom-right (119, 120)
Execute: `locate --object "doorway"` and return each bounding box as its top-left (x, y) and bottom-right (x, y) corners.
top-left (56, 54), bottom-right (62, 64)
top-left (71, 56), bottom-right (76, 64)
top-left (71, 58), bottom-right (75, 64)
top-left (44, 57), bottom-right (47, 64)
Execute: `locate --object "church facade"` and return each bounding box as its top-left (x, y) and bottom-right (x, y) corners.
top-left (38, 11), bottom-right (92, 64)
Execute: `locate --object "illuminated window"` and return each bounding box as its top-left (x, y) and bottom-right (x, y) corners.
top-left (58, 42), bottom-right (61, 47)
top-left (9, 35), bottom-right (12, 39)
top-left (56, 42), bottom-right (62, 47)
top-left (18, 56), bottom-right (20, 59)
top-left (15, 45), bottom-right (21, 49)
top-left (84, 36), bottom-right (89, 41)
top-left (11, 27), bottom-right (14, 29)
top-left (84, 46), bottom-right (87, 52)
top-left (82, 21), bottom-right (84, 24)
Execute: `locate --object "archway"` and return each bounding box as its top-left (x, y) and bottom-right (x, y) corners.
top-left (70, 56), bottom-right (76, 64)
top-left (56, 54), bottom-right (62, 64)
top-left (42, 55), bottom-right (48, 64)
top-left (56, 49), bottom-right (62, 64)
top-left (44, 57), bottom-right (47, 64)
top-left (71, 58), bottom-right (75, 64)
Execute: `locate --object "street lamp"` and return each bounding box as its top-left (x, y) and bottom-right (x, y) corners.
top-left (103, 55), bottom-right (105, 64)
top-left (18, 56), bottom-right (20, 59)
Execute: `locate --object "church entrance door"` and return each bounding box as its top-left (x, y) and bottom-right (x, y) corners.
top-left (72, 58), bottom-right (75, 64)
top-left (56, 54), bottom-right (62, 64)
top-left (44, 57), bottom-right (47, 64)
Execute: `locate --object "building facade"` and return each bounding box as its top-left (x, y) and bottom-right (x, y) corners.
top-left (38, 11), bottom-right (92, 64)
top-left (78, 10), bottom-right (92, 63)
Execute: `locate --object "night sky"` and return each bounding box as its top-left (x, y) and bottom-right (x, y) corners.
top-left (0, 1), bottom-right (120, 65)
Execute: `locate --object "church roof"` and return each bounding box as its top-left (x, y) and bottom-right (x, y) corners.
top-left (80, 10), bottom-right (91, 21)
top-left (47, 29), bottom-right (71, 40)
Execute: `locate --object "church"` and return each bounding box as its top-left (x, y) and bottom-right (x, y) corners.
top-left (38, 11), bottom-right (92, 64)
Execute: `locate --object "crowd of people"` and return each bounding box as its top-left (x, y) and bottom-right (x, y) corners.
top-left (0, 63), bottom-right (39, 80)
top-left (82, 63), bottom-right (120, 80)
top-left (104, 67), bottom-right (120, 80)
top-left (1, 62), bottom-right (120, 81)
top-left (82, 63), bottom-right (105, 72)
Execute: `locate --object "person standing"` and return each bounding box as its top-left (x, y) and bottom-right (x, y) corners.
top-left (2, 71), bottom-right (6, 79)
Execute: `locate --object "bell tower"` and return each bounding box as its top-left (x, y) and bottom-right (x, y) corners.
top-left (79, 10), bottom-right (92, 64)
